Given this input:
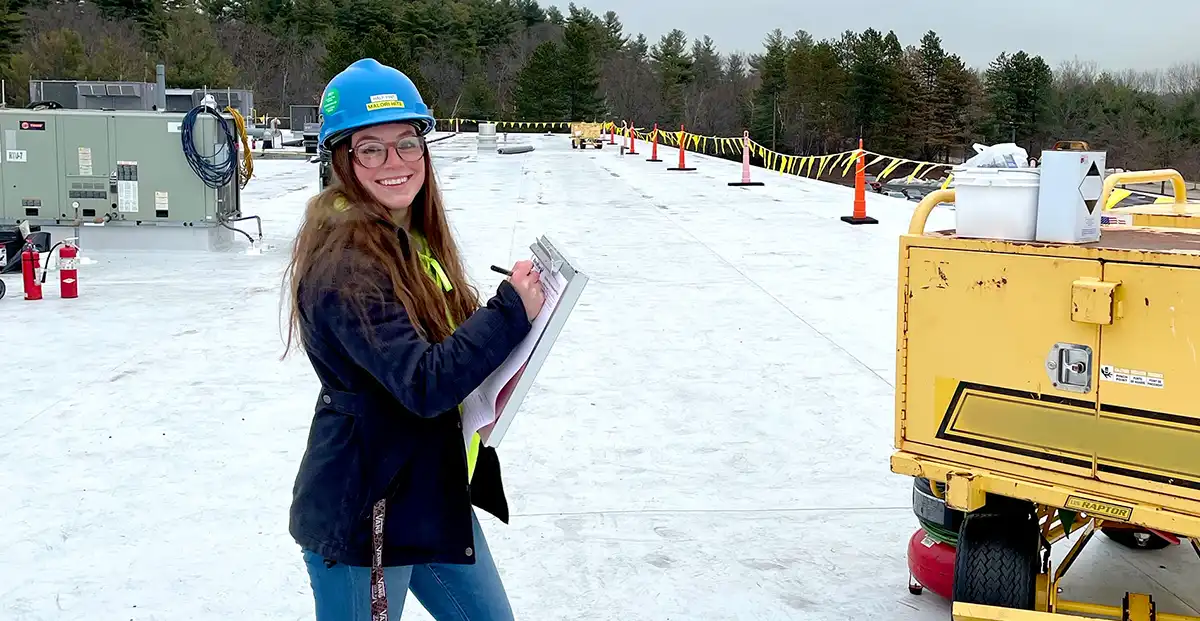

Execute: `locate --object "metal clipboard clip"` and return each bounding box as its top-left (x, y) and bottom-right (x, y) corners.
top-left (530, 237), bottom-right (564, 274)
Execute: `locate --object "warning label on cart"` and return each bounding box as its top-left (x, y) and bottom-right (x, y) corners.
top-left (1099, 365), bottom-right (1164, 388)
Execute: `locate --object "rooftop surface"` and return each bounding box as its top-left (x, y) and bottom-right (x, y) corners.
top-left (3, 132), bottom-right (1197, 620)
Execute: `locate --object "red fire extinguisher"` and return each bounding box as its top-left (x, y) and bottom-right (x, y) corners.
top-left (21, 242), bottom-right (42, 301)
top-left (59, 238), bottom-right (79, 299)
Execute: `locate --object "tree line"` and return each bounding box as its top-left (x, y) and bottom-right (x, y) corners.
top-left (1, 0), bottom-right (1198, 177)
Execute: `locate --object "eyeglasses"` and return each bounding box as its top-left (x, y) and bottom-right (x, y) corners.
top-left (350, 136), bottom-right (426, 168)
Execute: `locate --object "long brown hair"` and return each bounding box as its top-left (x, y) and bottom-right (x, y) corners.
top-left (281, 135), bottom-right (481, 356)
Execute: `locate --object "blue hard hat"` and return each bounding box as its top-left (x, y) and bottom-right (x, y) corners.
top-left (318, 58), bottom-right (435, 150)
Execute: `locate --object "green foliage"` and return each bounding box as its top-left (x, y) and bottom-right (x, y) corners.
top-left (0, 0), bottom-right (23, 62)
top-left (558, 8), bottom-right (604, 120)
top-left (514, 40), bottom-right (567, 119)
top-left (0, 0), bottom-right (1195, 177)
top-left (984, 51), bottom-right (1053, 144)
top-left (156, 10), bottom-right (237, 88)
top-left (650, 29), bottom-right (691, 126)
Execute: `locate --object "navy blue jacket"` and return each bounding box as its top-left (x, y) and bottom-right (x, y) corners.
top-left (289, 252), bottom-right (532, 567)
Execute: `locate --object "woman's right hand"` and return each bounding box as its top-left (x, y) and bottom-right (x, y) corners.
top-left (508, 260), bottom-right (544, 321)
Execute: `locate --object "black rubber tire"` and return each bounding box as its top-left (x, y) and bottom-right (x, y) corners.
top-left (1101, 526), bottom-right (1172, 550)
top-left (0, 278), bottom-right (6, 300)
top-left (952, 500), bottom-right (1041, 611)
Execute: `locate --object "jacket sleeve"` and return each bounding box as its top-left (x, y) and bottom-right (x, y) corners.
top-left (311, 276), bottom-right (533, 418)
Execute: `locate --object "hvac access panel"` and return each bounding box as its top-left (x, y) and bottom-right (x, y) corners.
top-left (0, 115), bottom-right (61, 222)
top-left (57, 113), bottom-right (113, 221)
top-left (110, 113), bottom-right (220, 224)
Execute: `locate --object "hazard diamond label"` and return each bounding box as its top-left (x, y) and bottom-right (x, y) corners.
top-left (1079, 161), bottom-right (1103, 214)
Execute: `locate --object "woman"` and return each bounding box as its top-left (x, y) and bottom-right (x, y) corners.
top-left (282, 58), bottom-right (544, 620)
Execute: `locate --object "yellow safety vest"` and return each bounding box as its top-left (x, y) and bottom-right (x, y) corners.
top-left (410, 230), bottom-right (481, 482)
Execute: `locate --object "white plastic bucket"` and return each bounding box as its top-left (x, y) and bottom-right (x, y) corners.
top-left (952, 166), bottom-right (1041, 240)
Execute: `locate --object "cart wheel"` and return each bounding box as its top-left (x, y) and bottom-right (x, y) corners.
top-left (1101, 526), bottom-right (1172, 550)
top-left (908, 575), bottom-right (924, 595)
top-left (0, 278), bottom-right (6, 300)
top-left (952, 499), bottom-right (1041, 610)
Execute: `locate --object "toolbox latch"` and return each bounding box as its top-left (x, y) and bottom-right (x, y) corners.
top-left (1046, 343), bottom-right (1093, 393)
top-left (1071, 278), bottom-right (1119, 325)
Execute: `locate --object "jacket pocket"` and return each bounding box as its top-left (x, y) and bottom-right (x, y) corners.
top-left (320, 388), bottom-right (420, 521)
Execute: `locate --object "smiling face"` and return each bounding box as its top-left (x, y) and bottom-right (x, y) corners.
top-left (349, 122), bottom-right (427, 215)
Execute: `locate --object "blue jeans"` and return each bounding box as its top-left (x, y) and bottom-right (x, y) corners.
top-left (303, 511), bottom-right (514, 621)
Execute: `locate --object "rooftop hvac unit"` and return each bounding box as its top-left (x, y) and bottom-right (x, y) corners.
top-left (0, 107), bottom-right (252, 251)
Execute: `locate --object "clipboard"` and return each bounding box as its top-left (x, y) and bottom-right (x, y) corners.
top-left (468, 235), bottom-right (589, 448)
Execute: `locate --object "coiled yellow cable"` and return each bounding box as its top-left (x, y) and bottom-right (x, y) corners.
top-left (224, 105), bottom-right (254, 188)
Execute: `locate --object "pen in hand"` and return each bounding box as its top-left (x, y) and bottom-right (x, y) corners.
top-left (490, 265), bottom-right (512, 277)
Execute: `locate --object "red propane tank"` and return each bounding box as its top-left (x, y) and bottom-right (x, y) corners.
top-left (21, 245), bottom-right (42, 301)
top-left (59, 241), bottom-right (79, 299)
top-left (907, 528), bottom-right (955, 601)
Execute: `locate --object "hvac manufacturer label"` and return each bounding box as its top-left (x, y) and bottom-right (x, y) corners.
top-left (1064, 495), bottom-right (1133, 521)
top-left (5, 149), bottom-right (27, 163)
top-left (116, 161), bottom-right (139, 213)
top-left (1099, 365), bottom-right (1164, 388)
top-left (19, 120), bottom-right (45, 131)
top-left (78, 147), bottom-right (93, 176)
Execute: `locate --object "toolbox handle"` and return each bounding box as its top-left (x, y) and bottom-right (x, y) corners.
top-left (908, 189), bottom-right (957, 235)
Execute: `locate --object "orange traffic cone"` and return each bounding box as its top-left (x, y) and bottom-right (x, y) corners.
top-left (646, 124), bottom-right (663, 162)
top-left (667, 124), bottom-right (696, 172)
top-left (841, 139), bottom-right (877, 225)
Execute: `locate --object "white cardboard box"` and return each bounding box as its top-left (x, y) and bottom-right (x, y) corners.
top-left (1035, 150), bottom-right (1107, 243)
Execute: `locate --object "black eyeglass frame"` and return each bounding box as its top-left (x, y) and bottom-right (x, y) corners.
top-left (349, 135), bottom-right (428, 168)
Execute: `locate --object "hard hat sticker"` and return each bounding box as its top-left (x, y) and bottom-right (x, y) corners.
top-left (367, 93), bottom-right (405, 111)
top-left (322, 88), bottom-right (340, 115)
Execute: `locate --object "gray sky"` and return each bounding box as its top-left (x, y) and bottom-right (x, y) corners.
top-left (567, 0), bottom-right (1199, 72)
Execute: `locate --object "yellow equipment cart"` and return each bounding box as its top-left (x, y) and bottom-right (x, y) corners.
top-left (892, 169), bottom-right (1200, 621)
top-left (570, 122), bottom-right (604, 149)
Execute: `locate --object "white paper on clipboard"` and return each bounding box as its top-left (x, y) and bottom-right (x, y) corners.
top-left (461, 253), bottom-right (568, 448)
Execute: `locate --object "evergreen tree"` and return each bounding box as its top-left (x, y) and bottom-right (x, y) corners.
top-left (459, 72), bottom-right (498, 119)
top-left (156, 10), bottom-right (237, 87)
top-left (628, 33), bottom-right (648, 60)
top-left (690, 36), bottom-right (721, 90)
top-left (560, 11), bottom-right (604, 119)
top-left (749, 29), bottom-right (790, 148)
top-left (846, 28), bottom-right (907, 151)
top-left (650, 29), bottom-right (691, 126)
top-left (514, 40), bottom-right (567, 119)
top-left (600, 10), bottom-right (626, 53)
top-left (984, 51), bottom-right (1053, 145)
top-left (0, 0), bottom-right (23, 66)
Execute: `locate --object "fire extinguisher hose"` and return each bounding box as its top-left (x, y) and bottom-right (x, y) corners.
top-left (38, 240), bottom-right (66, 285)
